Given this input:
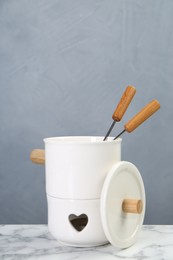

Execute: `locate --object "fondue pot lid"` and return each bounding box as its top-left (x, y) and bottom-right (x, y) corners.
top-left (100, 161), bottom-right (145, 248)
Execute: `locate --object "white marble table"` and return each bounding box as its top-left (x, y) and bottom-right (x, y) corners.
top-left (0, 225), bottom-right (173, 259)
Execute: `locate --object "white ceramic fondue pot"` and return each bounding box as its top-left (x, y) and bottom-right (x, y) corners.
top-left (30, 136), bottom-right (145, 248)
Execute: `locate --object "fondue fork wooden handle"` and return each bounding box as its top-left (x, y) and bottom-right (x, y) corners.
top-left (124, 99), bottom-right (160, 133)
top-left (112, 85), bottom-right (136, 122)
top-left (30, 149), bottom-right (45, 165)
top-left (103, 86), bottom-right (136, 141)
top-left (114, 99), bottom-right (160, 139)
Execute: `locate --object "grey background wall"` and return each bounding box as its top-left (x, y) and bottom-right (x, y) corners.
top-left (0, 0), bottom-right (172, 224)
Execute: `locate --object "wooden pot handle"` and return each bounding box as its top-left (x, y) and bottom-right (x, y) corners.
top-left (30, 149), bottom-right (45, 165)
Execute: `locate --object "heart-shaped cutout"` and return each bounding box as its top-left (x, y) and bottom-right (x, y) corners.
top-left (69, 214), bottom-right (88, 232)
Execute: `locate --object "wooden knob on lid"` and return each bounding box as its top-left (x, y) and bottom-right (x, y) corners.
top-left (122, 199), bottom-right (143, 214)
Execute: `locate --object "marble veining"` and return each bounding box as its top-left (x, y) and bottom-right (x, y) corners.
top-left (0, 225), bottom-right (173, 259)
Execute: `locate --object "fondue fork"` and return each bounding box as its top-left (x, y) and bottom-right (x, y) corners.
top-left (114, 99), bottom-right (160, 140)
top-left (103, 86), bottom-right (136, 141)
